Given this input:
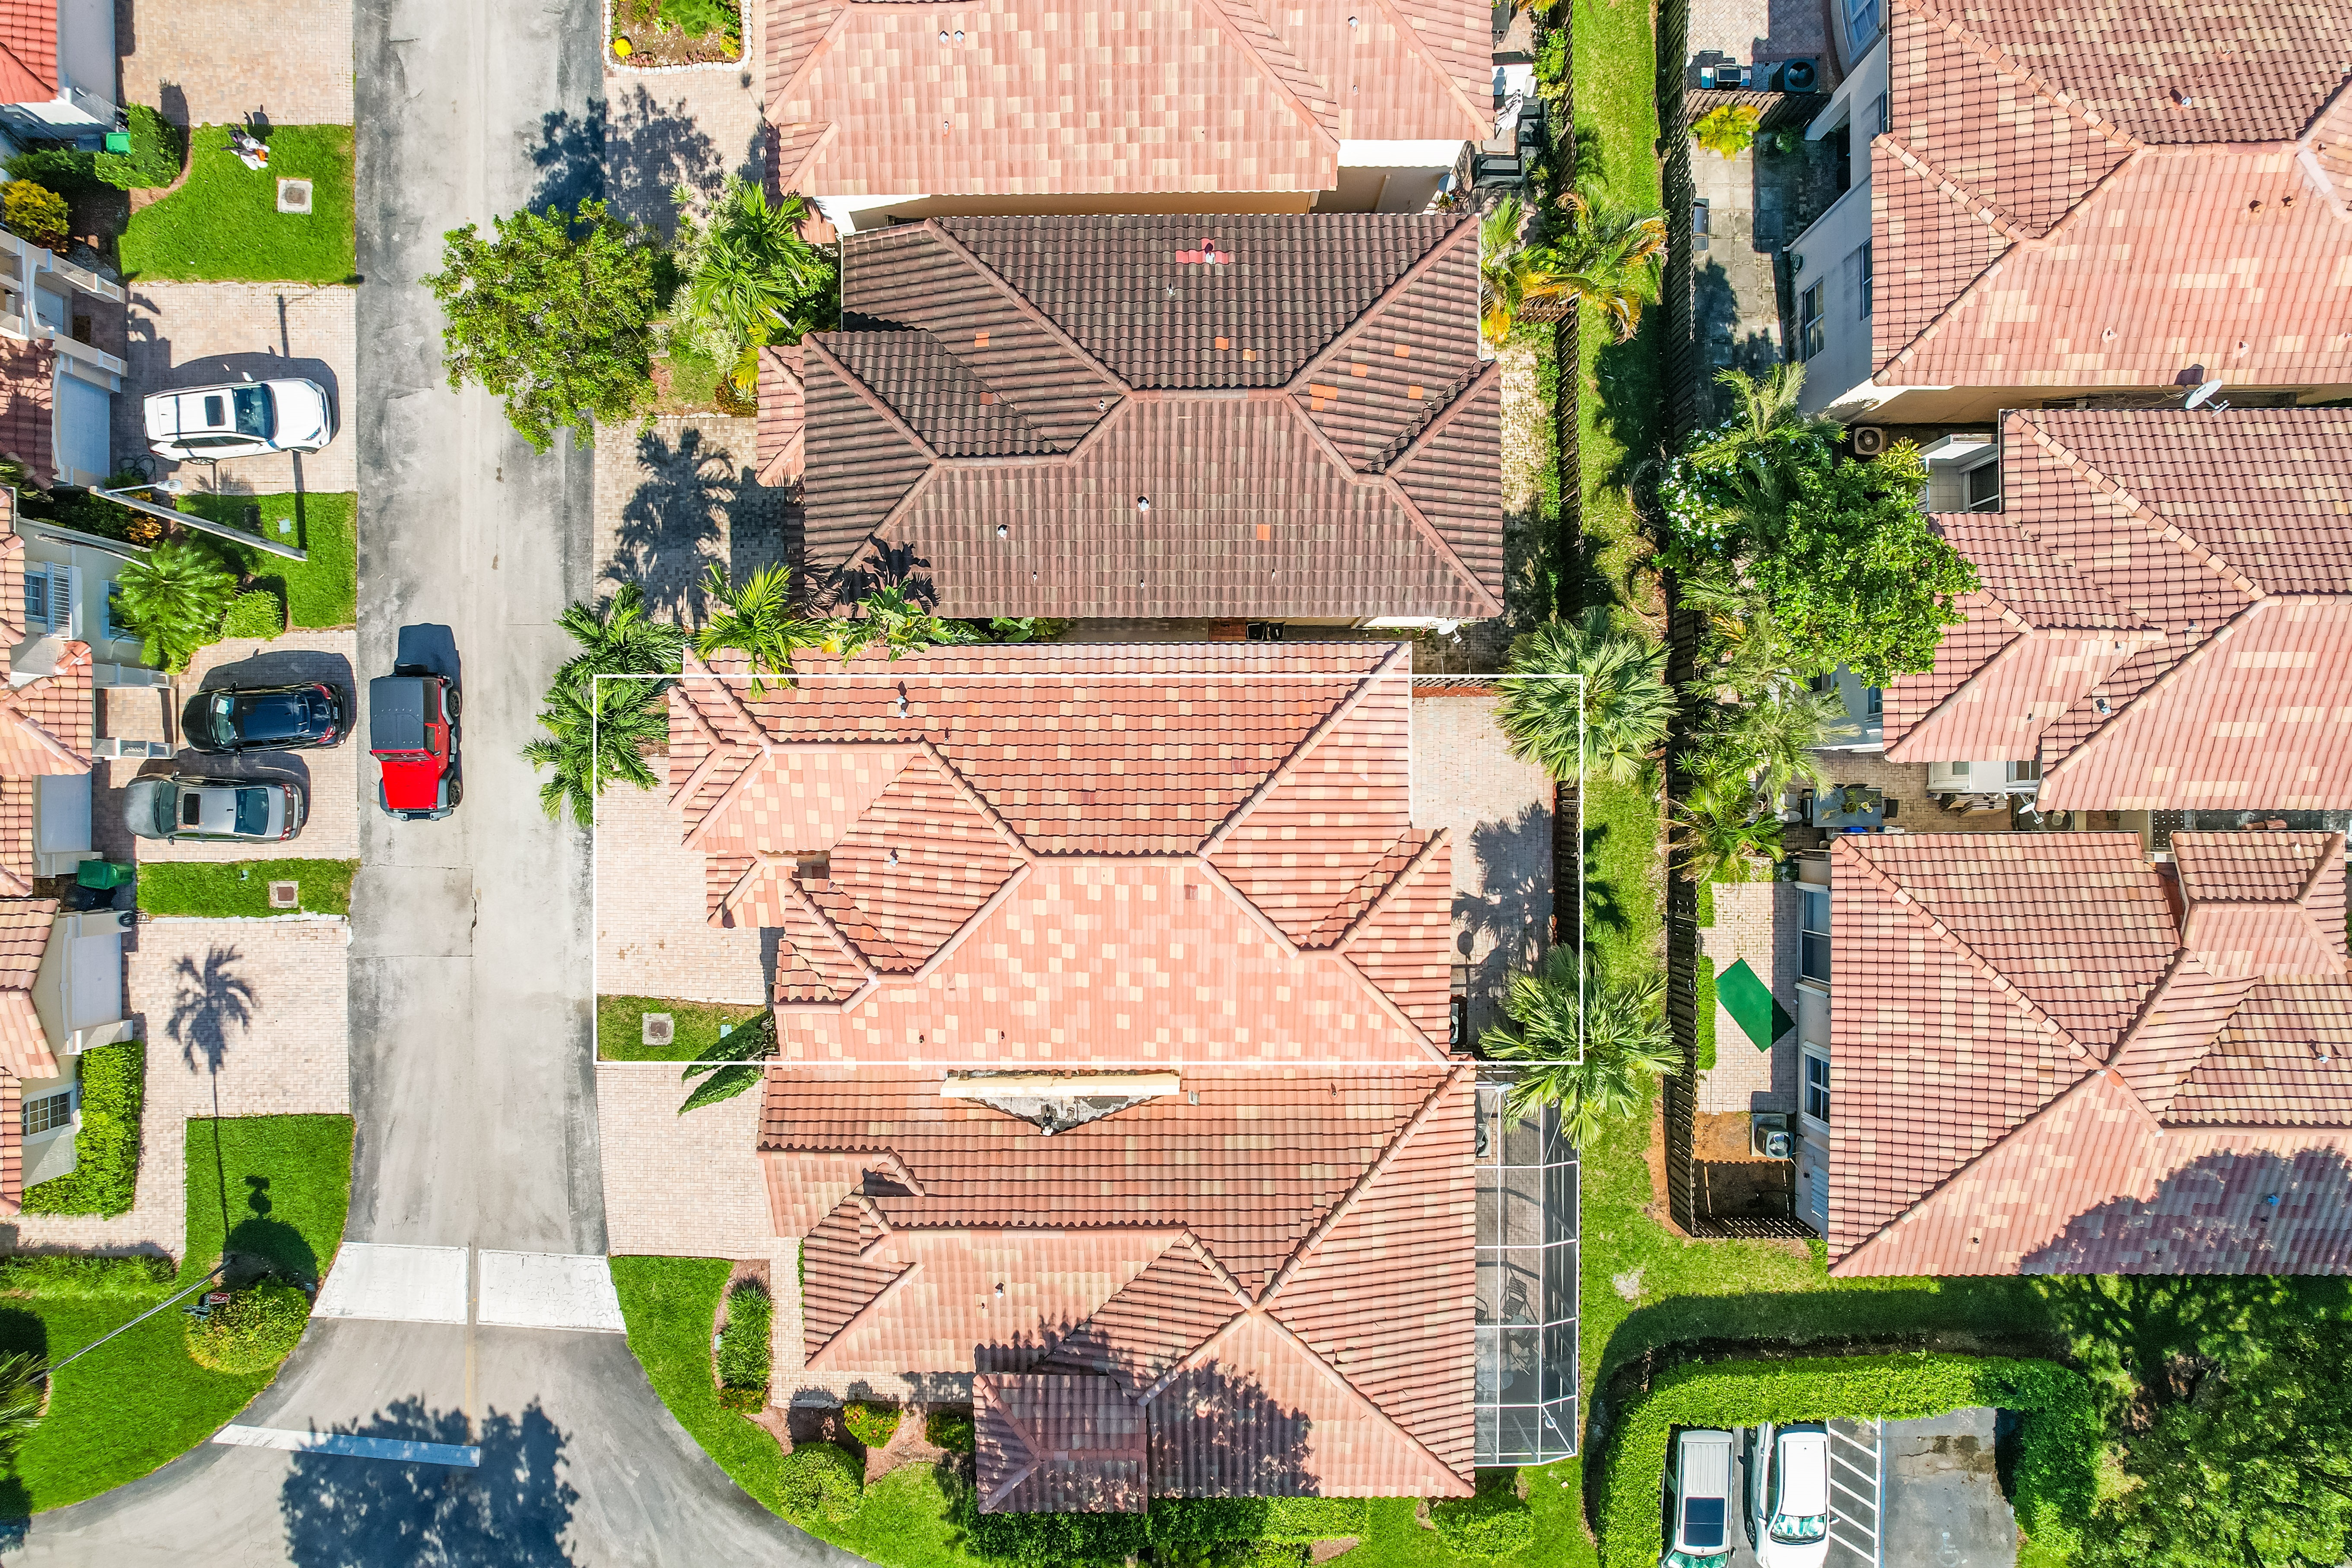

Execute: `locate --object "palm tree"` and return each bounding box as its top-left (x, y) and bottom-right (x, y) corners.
top-left (1681, 365), bottom-right (1846, 541)
top-left (524, 672), bottom-right (670, 827)
top-left (818, 584), bottom-right (978, 662)
top-left (1714, 685), bottom-right (1855, 800)
top-left (693, 564), bottom-right (818, 695)
top-left (1536, 202), bottom-right (1667, 343)
top-left (0, 1352), bottom-right (43, 1461)
top-left (1482, 950), bottom-right (1677, 1143)
top-left (555, 583), bottom-right (684, 687)
top-left (116, 538), bottom-right (238, 671)
top-left (1670, 781), bottom-right (1786, 885)
top-left (687, 179), bottom-right (832, 349)
top-left (1497, 607), bottom-right (1674, 787)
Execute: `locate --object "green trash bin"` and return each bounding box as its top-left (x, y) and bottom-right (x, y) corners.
top-left (102, 131), bottom-right (131, 154)
top-left (76, 860), bottom-right (134, 890)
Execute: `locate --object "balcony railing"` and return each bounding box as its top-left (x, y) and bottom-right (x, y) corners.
top-left (0, 231), bottom-right (127, 384)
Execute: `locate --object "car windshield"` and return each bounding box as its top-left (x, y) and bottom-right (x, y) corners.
top-left (1771, 1513), bottom-right (1829, 1543)
top-left (1681, 1498), bottom-right (1726, 1550)
top-left (233, 788), bottom-right (272, 836)
top-left (232, 384), bottom-right (274, 438)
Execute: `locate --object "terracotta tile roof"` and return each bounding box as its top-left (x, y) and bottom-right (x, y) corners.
top-left (0, 0), bottom-right (54, 105)
top-left (668, 643), bottom-right (1457, 1064)
top-left (803, 216), bottom-right (1500, 621)
top-left (0, 522), bottom-right (25, 654)
top-left (977, 1374), bottom-right (1149, 1513)
top-left (0, 781), bottom-right (32, 897)
top-left (755, 344), bottom-right (804, 486)
top-left (763, 1063), bottom-right (1475, 1498)
top-left (0, 638), bottom-right (92, 778)
top-left (1885, 410), bottom-right (2352, 809)
top-left (0, 338), bottom-right (51, 488)
top-left (0, 896), bottom-right (55, 1080)
top-left (765, 0), bottom-right (1486, 197)
top-left (1831, 832), bottom-right (2352, 1275)
top-left (1869, 0), bottom-right (2352, 389)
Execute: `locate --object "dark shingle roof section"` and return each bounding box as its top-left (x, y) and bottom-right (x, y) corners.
top-left (806, 214), bottom-right (1500, 620)
top-left (937, 214), bottom-right (1464, 389)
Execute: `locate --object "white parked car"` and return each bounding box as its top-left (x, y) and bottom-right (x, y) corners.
top-left (1747, 1422), bottom-right (1832, 1568)
top-left (1663, 1427), bottom-right (1735, 1568)
top-left (144, 378), bottom-right (335, 462)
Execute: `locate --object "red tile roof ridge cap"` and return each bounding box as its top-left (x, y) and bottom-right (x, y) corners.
top-left (2039, 600), bottom-right (2284, 785)
top-left (775, 863), bottom-right (885, 983)
top-left (2106, 951), bottom-right (2235, 1114)
top-left (1324, 946), bottom-right (1457, 1059)
top-left (804, 334), bottom-right (941, 462)
top-left (1828, 1062), bottom-right (2157, 1274)
top-left (1891, 0), bottom-right (2142, 152)
top-left (1876, 133), bottom-right (2050, 248)
top-left (765, 1143), bottom-right (928, 1198)
top-left (1884, 147), bottom-right (2146, 372)
top-left (1388, 357), bottom-right (1503, 474)
top-left (1201, 645), bottom-right (1406, 855)
top-left (2012, 412), bottom-right (2267, 600)
top-left (1835, 837), bottom-right (2095, 1060)
top-left (1259, 1061), bottom-right (1471, 1305)
top-left (678, 647), bottom-right (768, 741)
top-left (681, 746), bottom-right (782, 852)
top-left (1332, 825), bottom-right (1451, 953)
top-left (920, 219), bottom-right (1131, 392)
top-left (1286, 217), bottom-right (1476, 398)
top-left (1186, 0), bottom-right (1344, 146)
top-left (806, 1244), bottom-right (921, 1369)
top-left (911, 734), bottom-right (1032, 857)
top-left (773, 120), bottom-right (840, 195)
top-left (1362, 0), bottom-right (1492, 140)
top-left (1190, 855), bottom-right (1308, 961)
top-left (767, 8), bottom-right (855, 138)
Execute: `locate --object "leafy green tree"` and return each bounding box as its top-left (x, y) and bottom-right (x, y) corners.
top-left (2083, 1318), bottom-right (2352, 1568)
top-left (1693, 685), bottom-right (1854, 799)
top-left (693, 564), bottom-right (819, 695)
top-left (1483, 951), bottom-right (1677, 1143)
top-left (663, 178), bottom-right (837, 397)
top-left (1748, 441), bottom-right (1975, 684)
top-left (116, 538), bottom-right (238, 670)
top-left (680, 1009), bottom-right (777, 1114)
top-left (1498, 607), bottom-right (1673, 787)
top-left (1664, 365), bottom-right (1843, 560)
top-left (1670, 781), bottom-right (1786, 885)
top-left (0, 1352), bottom-right (44, 1461)
top-left (818, 584), bottom-right (978, 662)
top-left (424, 197), bottom-right (659, 452)
top-left (523, 670), bottom-right (669, 828)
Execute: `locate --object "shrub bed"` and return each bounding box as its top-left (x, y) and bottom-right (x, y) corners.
top-left (184, 1279), bottom-right (310, 1372)
top-left (844, 1399), bottom-right (900, 1450)
top-left (1431, 1472), bottom-right (1536, 1561)
top-left (924, 1406), bottom-right (974, 1452)
top-left (1599, 1354), bottom-right (2099, 1568)
top-left (22, 1041), bottom-right (144, 1216)
top-left (715, 1277), bottom-right (770, 1413)
top-left (779, 1439), bottom-right (863, 1522)
top-left (219, 588), bottom-right (286, 640)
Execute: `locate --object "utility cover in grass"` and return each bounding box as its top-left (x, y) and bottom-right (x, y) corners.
top-left (1716, 958), bottom-right (1792, 1053)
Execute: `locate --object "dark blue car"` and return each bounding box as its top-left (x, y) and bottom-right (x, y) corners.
top-left (181, 682), bottom-right (347, 755)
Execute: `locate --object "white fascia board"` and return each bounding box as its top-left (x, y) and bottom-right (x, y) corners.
top-left (1338, 140), bottom-right (1465, 168)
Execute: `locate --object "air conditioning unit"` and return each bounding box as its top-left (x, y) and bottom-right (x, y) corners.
top-left (1852, 425), bottom-right (1888, 456)
top-left (1752, 1113), bottom-right (1794, 1160)
top-left (1771, 57), bottom-right (1823, 93)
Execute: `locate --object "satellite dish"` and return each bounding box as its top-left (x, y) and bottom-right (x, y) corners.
top-left (2183, 379), bottom-right (2228, 409)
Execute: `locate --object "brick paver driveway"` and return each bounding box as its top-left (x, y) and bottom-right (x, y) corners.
top-left (118, 0), bottom-right (354, 130)
top-left (116, 283), bottom-right (357, 495)
top-left (96, 630), bottom-right (360, 863)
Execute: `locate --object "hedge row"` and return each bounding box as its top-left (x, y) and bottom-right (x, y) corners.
top-left (21, 1041), bottom-right (144, 1216)
top-left (1599, 1353), bottom-right (2099, 1568)
top-left (962, 1493), bottom-right (1371, 1565)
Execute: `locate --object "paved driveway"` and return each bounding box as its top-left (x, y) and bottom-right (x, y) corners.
top-left (1882, 1409), bottom-right (2017, 1568)
top-left (96, 631), bottom-right (359, 863)
top-left (115, 282), bottom-right (357, 495)
top-left (117, 0), bottom-right (355, 128)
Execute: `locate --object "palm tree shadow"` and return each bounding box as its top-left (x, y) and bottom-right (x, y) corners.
top-left (169, 946), bottom-right (255, 1079)
top-left (608, 428), bottom-right (734, 624)
top-left (279, 1398), bottom-right (579, 1567)
top-left (1459, 803), bottom-right (1556, 1036)
top-left (1582, 818), bottom-right (1627, 939)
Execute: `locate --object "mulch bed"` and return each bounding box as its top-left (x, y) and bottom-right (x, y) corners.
top-left (612, 0), bottom-right (744, 67)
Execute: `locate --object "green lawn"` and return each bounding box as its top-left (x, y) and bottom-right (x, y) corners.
top-left (0, 1114), bottom-right (352, 1512)
top-left (597, 994), bottom-right (768, 1061)
top-left (136, 859), bottom-right (355, 919)
top-left (119, 125), bottom-right (355, 284)
top-left (181, 491), bottom-right (358, 629)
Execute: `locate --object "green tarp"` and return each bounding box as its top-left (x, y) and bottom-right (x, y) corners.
top-left (1715, 958), bottom-right (1793, 1053)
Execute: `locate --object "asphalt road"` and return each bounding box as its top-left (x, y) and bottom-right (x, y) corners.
top-left (10, 1), bottom-right (850, 1560)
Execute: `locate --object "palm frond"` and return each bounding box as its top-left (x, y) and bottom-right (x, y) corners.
top-left (1497, 607), bottom-right (1673, 785)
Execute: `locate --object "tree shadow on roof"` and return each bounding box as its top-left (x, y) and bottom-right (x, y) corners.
top-left (279, 1396), bottom-right (578, 1567)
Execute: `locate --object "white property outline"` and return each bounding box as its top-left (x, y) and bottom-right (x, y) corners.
top-left (588, 666), bottom-right (1585, 1071)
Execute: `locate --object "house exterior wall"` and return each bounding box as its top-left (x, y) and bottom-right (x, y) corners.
top-left (32, 910), bottom-right (125, 1055)
top-left (1787, 179), bottom-right (1874, 415)
top-left (17, 1068), bottom-right (75, 1186)
top-left (53, 0), bottom-right (114, 124)
top-left (19, 521), bottom-right (156, 673)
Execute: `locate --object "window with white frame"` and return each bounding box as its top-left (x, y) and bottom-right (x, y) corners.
top-left (1803, 1049), bottom-right (1831, 1126)
top-left (1800, 887), bottom-right (1831, 984)
top-left (22, 563), bottom-right (71, 635)
top-left (1856, 243), bottom-right (1873, 318)
top-left (103, 581), bottom-right (126, 641)
top-left (1798, 283), bottom-right (1825, 360)
top-left (23, 1089), bottom-right (73, 1136)
top-left (1844, 0), bottom-right (1882, 48)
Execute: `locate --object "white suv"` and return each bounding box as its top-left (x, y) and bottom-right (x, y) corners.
top-left (145, 378), bottom-right (335, 462)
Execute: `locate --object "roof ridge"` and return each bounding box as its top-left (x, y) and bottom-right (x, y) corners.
top-left (1363, 0), bottom-right (1491, 139)
top-left (830, 327), bottom-right (1055, 454)
top-left (1280, 399), bottom-right (1499, 617)
top-left (1836, 840), bottom-right (2095, 1061)
top-left (910, 736), bottom-right (1032, 858)
top-left (922, 221), bottom-right (1131, 394)
top-left (1876, 133), bottom-right (2045, 246)
top-left (804, 335), bottom-right (941, 462)
top-left (778, 866), bottom-right (886, 984)
top-left (2295, 832), bottom-right (2348, 909)
top-left (2106, 951), bottom-right (2232, 1115)
top-left (1302, 825), bottom-right (1432, 947)
top-left (2038, 600), bottom-right (2276, 787)
top-left (1260, 1063), bottom-right (1469, 1305)
top-left (1287, 217), bottom-right (1475, 404)
top-left (1329, 827), bottom-right (1447, 952)
top-left (2013, 411), bottom-right (2267, 599)
top-left (1201, 645), bottom-right (1408, 854)
top-left (1187, 0), bottom-right (1341, 145)
top-left (1384, 356), bottom-right (1502, 477)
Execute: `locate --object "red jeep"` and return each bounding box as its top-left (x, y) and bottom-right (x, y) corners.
top-left (369, 667), bottom-right (460, 819)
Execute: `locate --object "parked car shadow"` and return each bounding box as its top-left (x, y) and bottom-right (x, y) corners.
top-left (392, 626), bottom-right (461, 688)
top-left (138, 349), bottom-right (342, 436)
top-left (279, 1397), bottom-right (579, 1567)
top-left (196, 647), bottom-right (356, 708)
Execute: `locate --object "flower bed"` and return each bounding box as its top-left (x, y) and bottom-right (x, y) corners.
top-left (610, 0), bottom-right (743, 67)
